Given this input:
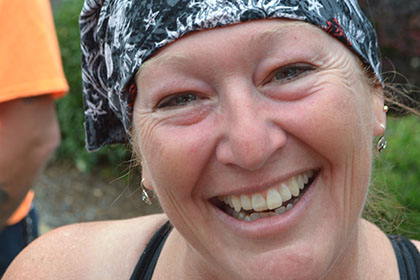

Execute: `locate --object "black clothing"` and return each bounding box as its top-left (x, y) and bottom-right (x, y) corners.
top-left (389, 235), bottom-right (420, 280)
top-left (129, 222), bottom-right (420, 280)
top-left (129, 221), bottom-right (172, 280)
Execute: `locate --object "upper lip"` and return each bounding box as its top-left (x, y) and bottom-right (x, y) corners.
top-left (208, 168), bottom-right (319, 199)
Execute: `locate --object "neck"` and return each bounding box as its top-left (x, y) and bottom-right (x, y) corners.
top-left (154, 220), bottom-right (399, 280)
top-left (322, 220), bottom-right (364, 280)
top-left (324, 219), bottom-right (399, 280)
top-left (154, 229), bottom-right (221, 280)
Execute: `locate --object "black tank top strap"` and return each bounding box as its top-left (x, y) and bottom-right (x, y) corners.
top-left (388, 235), bottom-right (420, 280)
top-left (130, 229), bottom-right (419, 280)
top-left (130, 221), bottom-right (173, 280)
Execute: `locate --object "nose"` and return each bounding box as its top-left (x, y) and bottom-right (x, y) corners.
top-left (215, 87), bottom-right (287, 171)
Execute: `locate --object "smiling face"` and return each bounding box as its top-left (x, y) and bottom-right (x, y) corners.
top-left (133, 20), bottom-right (386, 280)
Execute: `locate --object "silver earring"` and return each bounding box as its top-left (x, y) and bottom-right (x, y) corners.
top-left (376, 136), bottom-right (387, 153)
top-left (141, 178), bottom-right (152, 205)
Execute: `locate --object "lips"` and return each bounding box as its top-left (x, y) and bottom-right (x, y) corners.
top-left (214, 170), bottom-right (316, 221)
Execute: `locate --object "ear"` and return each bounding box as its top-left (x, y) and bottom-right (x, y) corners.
top-left (371, 85), bottom-right (386, 137)
top-left (141, 161), bottom-right (154, 191)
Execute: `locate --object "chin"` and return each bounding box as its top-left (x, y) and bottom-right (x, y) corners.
top-left (215, 242), bottom-right (337, 280)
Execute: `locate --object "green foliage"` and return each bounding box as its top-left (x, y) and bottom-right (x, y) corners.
top-left (53, 0), bottom-right (130, 173)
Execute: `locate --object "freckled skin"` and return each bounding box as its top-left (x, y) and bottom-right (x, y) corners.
top-left (133, 20), bottom-right (388, 280)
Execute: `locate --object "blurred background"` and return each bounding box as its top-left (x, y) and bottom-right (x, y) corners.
top-left (36, 0), bottom-right (420, 239)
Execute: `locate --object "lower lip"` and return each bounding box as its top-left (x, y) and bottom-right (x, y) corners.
top-left (211, 173), bottom-right (320, 239)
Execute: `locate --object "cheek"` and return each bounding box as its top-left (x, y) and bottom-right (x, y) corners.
top-left (301, 84), bottom-right (373, 216)
top-left (138, 119), bottom-right (217, 200)
top-left (287, 84), bottom-right (373, 184)
top-left (293, 84), bottom-right (373, 164)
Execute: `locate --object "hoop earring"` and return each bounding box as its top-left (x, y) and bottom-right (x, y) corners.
top-left (376, 136), bottom-right (387, 153)
top-left (141, 178), bottom-right (152, 205)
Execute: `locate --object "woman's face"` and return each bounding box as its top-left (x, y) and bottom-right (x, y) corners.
top-left (133, 20), bottom-right (385, 279)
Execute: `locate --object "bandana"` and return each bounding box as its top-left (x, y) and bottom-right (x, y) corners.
top-left (80, 0), bottom-right (381, 151)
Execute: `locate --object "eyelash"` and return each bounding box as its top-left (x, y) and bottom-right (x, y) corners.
top-left (156, 92), bottom-right (198, 109)
top-left (267, 63), bottom-right (315, 85)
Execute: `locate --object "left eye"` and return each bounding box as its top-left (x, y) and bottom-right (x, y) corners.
top-left (156, 93), bottom-right (198, 109)
top-left (269, 64), bottom-right (315, 84)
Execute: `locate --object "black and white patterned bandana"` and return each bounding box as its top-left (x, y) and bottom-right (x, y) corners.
top-left (80, 0), bottom-right (381, 151)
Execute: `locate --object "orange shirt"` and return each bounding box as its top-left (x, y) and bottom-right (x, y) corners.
top-left (6, 191), bottom-right (35, 225)
top-left (0, 0), bottom-right (69, 225)
top-left (0, 0), bottom-right (69, 102)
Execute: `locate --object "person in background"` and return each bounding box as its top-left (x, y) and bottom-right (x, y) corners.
top-left (0, 0), bottom-right (68, 276)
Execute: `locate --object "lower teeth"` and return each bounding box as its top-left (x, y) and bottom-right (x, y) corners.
top-left (228, 198), bottom-right (299, 221)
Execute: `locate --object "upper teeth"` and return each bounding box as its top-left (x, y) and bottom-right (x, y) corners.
top-left (219, 171), bottom-right (313, 213)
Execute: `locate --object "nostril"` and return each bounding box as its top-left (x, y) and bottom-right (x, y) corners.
top-left (215, 124), bottom-right (287, 170)
top-left (215, 137), bottom-right (278, 171)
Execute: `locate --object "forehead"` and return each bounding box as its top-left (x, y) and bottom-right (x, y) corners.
top-left (138, 20), bottom-right (335, 74)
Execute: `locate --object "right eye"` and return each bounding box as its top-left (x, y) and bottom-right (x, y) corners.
top-left (267, 63), bottom-right (316, 85)
top-left (156, 93), bottom-right (198, 109)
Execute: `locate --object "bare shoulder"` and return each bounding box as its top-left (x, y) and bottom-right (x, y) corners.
top-left (3, 214), bottom-right (168, 280)
top-left (410, 239), bottom-right (420, 252)
top-left (362, 219), bottom-right (420, 263)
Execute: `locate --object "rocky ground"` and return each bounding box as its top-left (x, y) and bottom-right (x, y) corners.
top-left (33, 162), bottom-right (162, 234)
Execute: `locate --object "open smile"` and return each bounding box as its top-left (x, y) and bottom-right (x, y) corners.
top-left (213, 170), bottom-right (318, 221)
